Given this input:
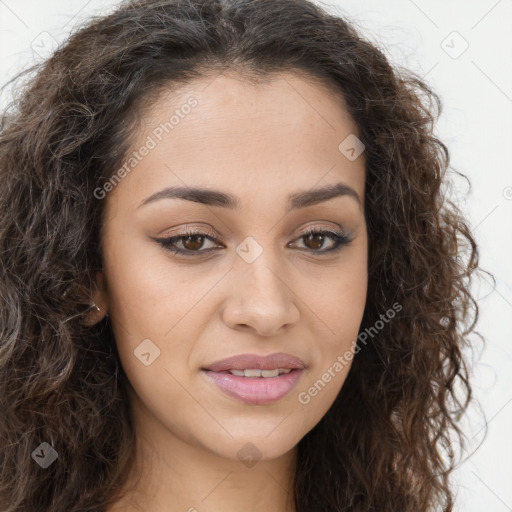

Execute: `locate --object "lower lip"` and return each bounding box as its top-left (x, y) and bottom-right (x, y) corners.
top-left (202, 369), bottom-right (304, 405)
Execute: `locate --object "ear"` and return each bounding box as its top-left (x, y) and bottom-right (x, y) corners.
top-left (83, 270), bottom-right (109, 326)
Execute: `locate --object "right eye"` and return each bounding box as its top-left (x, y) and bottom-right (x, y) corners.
top-left (154, 226), bottom-right (223, 257)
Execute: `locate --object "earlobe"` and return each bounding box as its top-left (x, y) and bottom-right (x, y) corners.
top-left (84, 271), bottom-right (109, 326)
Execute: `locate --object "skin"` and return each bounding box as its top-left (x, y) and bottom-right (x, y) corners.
top-left (90, 70), bottom-right (368, 512)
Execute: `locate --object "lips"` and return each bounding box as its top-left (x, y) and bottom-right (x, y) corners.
top-left (201, 352), bottom-right (306, 405)
top-left (202, 352), bottom-right (306, 372)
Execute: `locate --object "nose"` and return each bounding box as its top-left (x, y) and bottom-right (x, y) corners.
top-left (221, 249), bottom-right (300, 337)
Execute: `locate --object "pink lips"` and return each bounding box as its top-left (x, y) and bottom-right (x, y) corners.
top-left (202, 352), bottom-right (306, 405)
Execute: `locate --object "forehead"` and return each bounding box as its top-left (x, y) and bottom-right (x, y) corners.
top-left (106, 70), bottom-right (365, 214)
top-left (143, 69), bottom-right (359, 146)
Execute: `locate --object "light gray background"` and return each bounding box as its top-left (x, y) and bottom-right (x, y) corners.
top-left (1, 1), bottom-right (511, 510)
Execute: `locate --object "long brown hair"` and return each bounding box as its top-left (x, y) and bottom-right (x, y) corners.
top-left (0, 0), bottom-right (489, 510)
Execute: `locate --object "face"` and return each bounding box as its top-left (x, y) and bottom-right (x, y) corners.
top-left (92, 70), bottom-right (368, 466)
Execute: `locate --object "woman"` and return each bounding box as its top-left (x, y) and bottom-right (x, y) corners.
top-left (0, 0), bottom-right (486, 510)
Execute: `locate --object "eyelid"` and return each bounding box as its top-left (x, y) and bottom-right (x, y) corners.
top-left (159, 222), bottom-right (345, 241)
top-left (157, 225), bottom-right (219, 241)
top-left (153, 222), bottom-right (352, 257)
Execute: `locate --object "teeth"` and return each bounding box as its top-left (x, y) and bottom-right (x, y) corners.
top-left (261, 369), bottom-right (279, 378)
top-left (228, 368), bottom-right (293, 377)
top-left (244, 369), bottom-right (262, 377)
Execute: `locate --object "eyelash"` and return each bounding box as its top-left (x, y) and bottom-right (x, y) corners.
top-left (155, 225), bottom-right (352, 257)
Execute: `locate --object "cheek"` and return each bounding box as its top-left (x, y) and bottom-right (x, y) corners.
top-left (295, 292), bottom-right (364, 427)
top-left (296, 258), bottom-right (367, 412)
top-left (306, 257), bottom-right (368, 347)
top-left (292, 229), bottom-right (368, 341)
top-left (103, 231), bottom-right (202, 338)
top-left (101, 236), bottom-right (203, 392)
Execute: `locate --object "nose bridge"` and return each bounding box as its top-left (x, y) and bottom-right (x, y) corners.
top-left (236, 234), bottom-right (288, 300)
top-left (223, 234), bottom-right (300, 334)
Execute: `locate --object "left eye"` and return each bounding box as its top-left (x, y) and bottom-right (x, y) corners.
top-left (155, 226), bottom-right (352, 257)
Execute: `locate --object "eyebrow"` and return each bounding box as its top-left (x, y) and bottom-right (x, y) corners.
top-left (137, 181), bottom-right (362, 212)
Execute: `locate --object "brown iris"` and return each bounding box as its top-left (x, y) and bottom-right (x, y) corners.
top-left (303, 232), bottom-right (325, 250)
top-left (182, 234), bottom-right (205, 251)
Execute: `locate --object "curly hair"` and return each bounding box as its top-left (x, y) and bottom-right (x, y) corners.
top-left (0, 0), bottom-right (489, 510)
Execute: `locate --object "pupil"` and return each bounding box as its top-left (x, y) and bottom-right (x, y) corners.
top-left (184, 235), bottom-right (203, 250)
top-left (305, 233), bottom-right (323, 250)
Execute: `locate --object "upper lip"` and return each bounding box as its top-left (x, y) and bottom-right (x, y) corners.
top-left (203, 352), bottom-right (306, 372)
